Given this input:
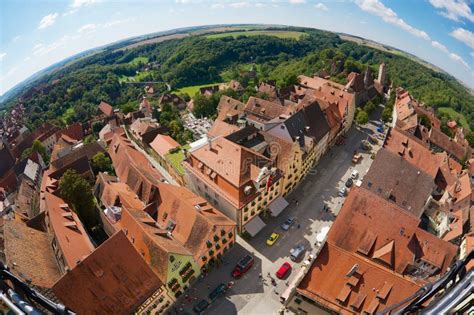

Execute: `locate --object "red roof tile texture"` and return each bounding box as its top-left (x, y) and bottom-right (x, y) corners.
top-left (53, 231), bottom-right (162, 314)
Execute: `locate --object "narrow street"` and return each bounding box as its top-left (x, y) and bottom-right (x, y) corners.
top-left (175, 108), bottom-right (386, 315)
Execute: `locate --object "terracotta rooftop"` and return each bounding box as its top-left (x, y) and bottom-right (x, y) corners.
top-left (130, 118), bottom-right (161, 137)
top-left (303, 82), bottom-right (354, 120)
top-left (298, 75), bottom-right (345, 91)
top-left (244, 96), bottom-right (291, 122)
top-left (44, 192), bottom-right (94, 269)
top-left (108, 133), bottom-right (164, 203)
top-left (447, 172), bottom-right (472, 204)
top-left (100, 181), bottom-right (145, 210)
top-left (150, 134), bottom-right (180, 158)
top-left (362, 149), bottom-right (434, 217)
top-left (429, 127), bottom-right (471, 161)
top-left (383, 127), bottom-right (442, 178)
top-left (52, 231), bottom-right (162, 314)
top-left (155, 183), bottom-right (235, 262)
top-left (3, 220), bottom-right (61, 289)
top-left (98, 101), bottom-right (114, 117)
top-left (297, 243), bottom-right (420, 314)
top-left (207, 120), bottom-right (240, 138)
top-left (57, 122), bottom-right (84, 141)
top-left (216, 96), bottom-right (246, 122)
top-left (258, 81), bottom-right (279, 101)
top-left (329, 187), bottom-right (457, 276)
top-left (189, 136), bottom-right (271, 188)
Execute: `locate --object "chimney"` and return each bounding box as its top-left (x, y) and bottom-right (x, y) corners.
top-left (208, 138), bottom-right (212, 150)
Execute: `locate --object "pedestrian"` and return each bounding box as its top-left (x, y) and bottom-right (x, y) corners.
top-left (297, 223), bottom-right (301, 229)
top-left (295, 200), bottom-right (299, 206)
top-left (207, 284), bottom-right (210, 290)
top-left (259, 273), bottom-right (262, 278)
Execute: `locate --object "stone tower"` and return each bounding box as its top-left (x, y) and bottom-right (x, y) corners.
top-left (377, 62), bottom-right (386, 86)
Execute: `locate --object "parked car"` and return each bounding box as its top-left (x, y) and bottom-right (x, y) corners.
top-left (368, 135), bottom-right (378, 144)
top-left (352, 153), bottom-right (362, 164)
top-left (276, 262), bottom-right (292, 279)
top-left (280, 217), bottom-right (296, 230)
top-left (360, 140), bottom-right (372, 151)
top-left (232, 255), bottom-right (254, 278)
top-left (266, 232), bottom-right (280, 246)
top-left (351, 170), bottom-right (359, 179)
top-left (338, 187), bottom-right (347, 197)
top-left (208, 283), bottom-right (227, 301)
top-left (345, 178), bottom-right (353, 188)
top-left (290, 244), bottom-right (306, 262)
top-left (193, 299), bottom-right (210, 314)
top-left (377, 126), bottom-right (384, 133)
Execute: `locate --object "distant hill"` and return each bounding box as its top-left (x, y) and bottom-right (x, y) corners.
top-left (1, 24), bottom-right (473, 132)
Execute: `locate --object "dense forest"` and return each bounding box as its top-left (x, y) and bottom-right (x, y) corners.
top-left (2, 26), bottom-right (473, 131)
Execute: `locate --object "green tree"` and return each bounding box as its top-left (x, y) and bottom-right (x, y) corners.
top-left (363, 101), bottom-right (376, 115)
top-left (22, 139), bottom-right (49, 163)
top-left (58, 169), bottom-right (99, 229)
top-left (92, 121), bottom-right (104, 134)
top-left (356, 110), bottom-right (369, 125)
top-left (466, 131), bottom-right (474, 148)
top-left (91, 152), bottom-right (113, 174)
top-left (418, 114), bottom-right (431, 129)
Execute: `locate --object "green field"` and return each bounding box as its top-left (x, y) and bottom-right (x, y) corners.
top-left (206, 30), bottom-right (306, 40)
top-left (166, 144), bottom-right (190, 175)
top-left (129, 56), bottom-right (149, 65)
top-left (438, 107), bottom-right (471, 131)
top-left (176, 82), bottom-right (223, 96)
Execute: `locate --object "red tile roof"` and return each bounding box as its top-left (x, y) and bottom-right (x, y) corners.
top-left (207, 120), bottom-right (240, 138)
top-left (44, 192), bottom-right (94, 269)
top-left (150, 134), bottom-right (180, 158)
top-left (383, 127), bottom-right (442, 178)
top-left (98, 101), bottom-right (114, 116)
top-left (3, 220), bottom-right (61, 288)
top-left (297, 243), bottom-right (420, 314)
top-left (58, 122), bottom-right (84, 141)
top-left (52, 231), bottom-right (162, 314)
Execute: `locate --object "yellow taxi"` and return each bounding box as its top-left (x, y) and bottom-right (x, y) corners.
top-left (266, 232), bottom-right (280, 246)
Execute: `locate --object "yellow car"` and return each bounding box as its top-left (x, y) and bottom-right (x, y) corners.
top-left (266, 232), bottom-right (280, 246)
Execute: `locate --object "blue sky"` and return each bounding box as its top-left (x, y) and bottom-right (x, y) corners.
top-left (0, 0), bottom-right (473, 96)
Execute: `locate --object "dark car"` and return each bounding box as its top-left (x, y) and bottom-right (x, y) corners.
top-left (232, 254), bottom-right (254, 278)
top-left (208, 283), bottom-right (227, 301)
top-left (193, 299), bottom-right (209, 314)
top-left (345, 178), bottom-right (353, 188)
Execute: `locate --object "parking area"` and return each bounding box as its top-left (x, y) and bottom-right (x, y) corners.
top-left (175, 115), bottom-right (385, 314)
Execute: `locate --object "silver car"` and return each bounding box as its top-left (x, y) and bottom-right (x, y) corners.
top-left (280, 217), bottom-right (296, 231)
top-left (290, 244), bottom-right (306, 261)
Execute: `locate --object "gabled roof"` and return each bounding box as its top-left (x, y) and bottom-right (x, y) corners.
top-left (297, 243), bottom-right (420, 314)
top-left (208, 120), bottom-right (240, 138)
top-left (258, 81), bottom-right (279, 101)
top-left (216, 96), bottom-right (245, 122)
top-left (156, 183), bottom-right (235, 262)
top-left (43, 192), bottom-right (94, 269)
top-left (3, 220), bottom-right (61, 289)
top-left (429, 127), bottom-right (471, 161)
top-left (296, 94), bottom-right (331, 142)
top-left (383, 127), bottom-right (442, 178)
top-left (130, 118), bottom-right (160, 136)
top-left (98, 101), bottom-right (114, 117)
top-left (244, 97), bottom-right (290, 122)
top-left (58, 122), bottom-right (84, 141)
top-left (52, 231), bottom-right (162, 314)
top-left (150, 134), bottom-right (180, 158)
top-left (189, 136), bottom-right (271, 187)
top-left (362, 149), bottom-right (434, 217)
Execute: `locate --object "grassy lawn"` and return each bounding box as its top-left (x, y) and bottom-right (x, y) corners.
top-left (129, 56), bottom-right (149, 65)
top-left (166, 144), bottom-right (190, 175)
top-left (438, 107), bottom-right (471, 131)
top-left (206, 30), bottom-right (306, 40)
top-left (176, 82), bottom-right (223, 96)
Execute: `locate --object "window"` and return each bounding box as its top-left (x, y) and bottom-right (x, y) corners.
top-left (204, 184), bottom-right (208, 191)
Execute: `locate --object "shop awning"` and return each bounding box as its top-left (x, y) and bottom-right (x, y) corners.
top-left (269, 196), bottom-right (289, 217)
top-left (244, 215), bottom-right (266, 237)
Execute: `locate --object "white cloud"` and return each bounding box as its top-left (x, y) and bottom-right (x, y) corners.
top-left (314, 3), bottom-right (328, 11)
top-left (451, 28), bottom-right (474, 49)
top-left (38, 13), bottom-right (58, 29)
top-left (72, 0), bottom-right (100, 8)
top-left (431, 40), bottom-right (449, 53)
top-left (24, 57), bottom-right (31, 62)
top-left (0, 53), bottom-right (6, 61)
top-left (429, 0), bottom-right (474, 22)
top-left (32, 35), bottom-right (78, 56)
top-left (355, 0), bottom-right (430, 41)
top-left (78, 23), bottom-right (97, 33)
top-left (229, 2), bottom-right (251, 8)
top-left (449, 53), bottom-right (470, 69)
top-left (103, 18), bottom-right (136, 28)
top-left (289, 0), bottom-right (306, 4)
top-left (211, 3), bottom-right (225, 9)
